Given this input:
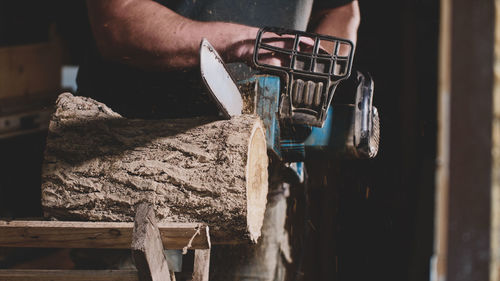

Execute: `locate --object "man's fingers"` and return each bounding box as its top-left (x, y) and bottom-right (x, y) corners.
top-left (260, 32), bottom-right (350, 56)
top-left (256, 34), bottom-right (344, 68)
top-left (257, 52), bottom-right (290, 67)
top-left (261, 35), bottom-right (329, 54)
top-left (261, 36), bottom-right (296, 50)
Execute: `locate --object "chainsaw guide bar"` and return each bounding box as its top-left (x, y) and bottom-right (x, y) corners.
top-left (199, 38), bottom-right (243, 119)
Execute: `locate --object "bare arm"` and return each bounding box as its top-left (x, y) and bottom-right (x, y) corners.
top-left (86, 0), bottom-right (259, 70)
top-left (310, 1), bottom-right (360, 54)
top-left (86, 0), bottom-right (359, 70)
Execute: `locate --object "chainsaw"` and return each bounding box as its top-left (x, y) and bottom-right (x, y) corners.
top-left (200, 27), bottom-right (380, 164)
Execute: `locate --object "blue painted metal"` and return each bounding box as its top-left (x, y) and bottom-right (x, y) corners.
top-left (255, 76), bottom-right (281, 156)
top-left (304, 105), bottom-right (354, 155)
top-left (304, 106), bottom-right (335, 148)
top-left (289, 161), bottom-right (305, 183)
top-left (280, 138), bottom-right (306, 162)
top-left (237, 75), bottom-right (352, 161)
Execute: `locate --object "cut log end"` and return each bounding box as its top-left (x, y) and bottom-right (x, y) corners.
top-left (245, 123), bottom-right (268, 243)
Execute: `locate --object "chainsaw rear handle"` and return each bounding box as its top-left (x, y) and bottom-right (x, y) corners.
top-left (252, 27), bottom-right (355, 127)
top-left (252, 27), bottom-right (354, 80)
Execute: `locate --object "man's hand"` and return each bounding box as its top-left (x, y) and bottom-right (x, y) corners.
top-left (230, 1), bottom-right (361, 67)
top-left (232, 34), bottom-right (324, 68)
top-left (86, 0), bottom-right (261, 70)
top-left (86, 0), bottom-right (359, 71)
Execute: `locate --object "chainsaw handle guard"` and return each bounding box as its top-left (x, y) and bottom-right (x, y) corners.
top-left (252, 27), bottom-right (355, 127)
top-left (252, 27), bottom-right (354, 80)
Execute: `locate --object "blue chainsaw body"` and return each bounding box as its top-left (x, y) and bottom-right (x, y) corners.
top-left (237, 74), bottom-right (354, 162)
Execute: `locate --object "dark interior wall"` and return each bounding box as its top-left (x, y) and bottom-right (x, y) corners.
top-left (0, 1), bottom-right (89, 218)
top-left (296, 1), bottom-right (439, 281)
top-left (359, 0), bottom-right (439, 280)
top-left (0, 132), bottom-right (46, 218)
top-left (0, 1), bottom-right (54, 218)
top-left (0, 1), bottom-right (55, 47)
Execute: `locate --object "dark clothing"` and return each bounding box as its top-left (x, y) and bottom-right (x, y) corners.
top-left (77, 0), bottom-right (354, 119)
top-left (170, 0), bottom-right (352, 30)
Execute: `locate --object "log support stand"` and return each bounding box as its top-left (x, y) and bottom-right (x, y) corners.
top-left (0, 205), bottom-right (211, 281)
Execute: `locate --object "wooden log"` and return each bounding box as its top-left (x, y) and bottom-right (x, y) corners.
top-left (41, 93), bottom-right (268, 243)
top-left (132, 203), bottom-right (171, 281)
top-left (0, 220), bottom-right (210, 249)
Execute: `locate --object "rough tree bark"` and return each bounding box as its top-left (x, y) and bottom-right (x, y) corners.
top-left (41, 93), bottom-right (268, 243)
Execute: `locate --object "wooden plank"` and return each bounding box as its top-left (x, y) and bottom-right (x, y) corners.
top-left (191, 249), bottom-right (210, 281)
top-left (0, 43), bottom-right (62, 100)
top-left (132, 204), bottom-right (170, 281)
top-left (0, 269), bottom-right (138, 281)
top-left (0, 220), bottom-right (210, 250)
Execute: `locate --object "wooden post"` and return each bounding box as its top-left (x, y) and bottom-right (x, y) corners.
top-left (191, 249), bottom-right (210, 281)
top-left (132, 203), bottom-right (171, 281)
top-left (432, 0), bottom-right (495, 280)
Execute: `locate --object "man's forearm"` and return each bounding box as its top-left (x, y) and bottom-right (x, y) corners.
top-left (311, 1), bottom-right (360, 52)
top-left (87, 0), bottom-right (259, 70)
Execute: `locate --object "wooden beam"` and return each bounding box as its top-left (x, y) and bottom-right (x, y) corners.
top-left (432, 0), bottom-right (452, 278)
top-left (491, 2), bottom-right (500, 281)
top-left (446, 0), bottom-right (494, 279)
top-left (0, 220), bottom-right (210, 250)
top-left (0, 269), bottom-right (138, 281)
top-left (432, 0), bottom-right (495, 280)
top-left (132, 203), bottom-right (171, 281)
top-left (191, 249), bottom-right (211, 281)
